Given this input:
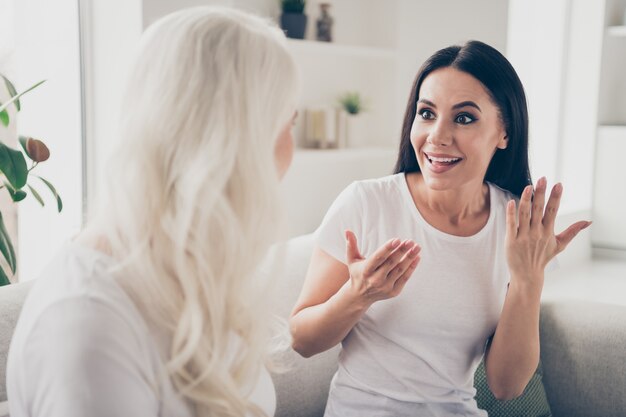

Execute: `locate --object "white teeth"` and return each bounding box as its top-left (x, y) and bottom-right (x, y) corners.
top-left (429, 156), bottom-right (460, 163)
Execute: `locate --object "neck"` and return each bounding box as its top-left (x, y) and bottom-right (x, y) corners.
top-left (409, 173), bottom-right (489, 225)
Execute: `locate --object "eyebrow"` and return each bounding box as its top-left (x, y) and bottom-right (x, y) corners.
top-left (417, 99), bottom-right (482, 113)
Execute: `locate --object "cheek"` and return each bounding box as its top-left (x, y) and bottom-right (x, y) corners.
top-left (409, 119), bottom-right (425, 148)
top-left (274, 127), bottom-right (294, 176)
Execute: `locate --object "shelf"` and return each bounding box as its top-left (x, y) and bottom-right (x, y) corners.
top-left (607, 26), bottom-right (626, 37)
top-left (286, 38), bottom-right (396, 61)
top-left (294, 147), bottom-right (397, 158)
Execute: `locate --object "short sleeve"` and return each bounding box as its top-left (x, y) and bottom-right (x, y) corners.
top-left (14, 297), bottom-right (159, 417)
top-left (315, 181), bottom-right (364, 264)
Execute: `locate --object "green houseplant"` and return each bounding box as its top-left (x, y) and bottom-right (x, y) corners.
top-left (338, 91), bottom-right (368, 148)
top-left (280, 0), bottom-right (307, 39)
top-left (0, 74), bottom-right (63, 286)
top-left (338, 91), bottom-right (365, 115)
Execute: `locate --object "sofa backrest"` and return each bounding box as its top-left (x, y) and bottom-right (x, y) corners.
top-left (540, 300), bottom-right (626, 417)
top-left (0, 280), bottom-right (34, 402)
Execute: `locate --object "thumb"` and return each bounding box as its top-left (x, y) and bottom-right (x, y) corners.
top-left (555, 221), bottom-right (591, 254)
top-left (345, 230), bottom-right (363, 264)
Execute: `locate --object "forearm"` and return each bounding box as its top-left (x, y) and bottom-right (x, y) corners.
top-left (485, 275), bottom-right (543, 400)
top-left (290, 281), bottom-right (370, 358)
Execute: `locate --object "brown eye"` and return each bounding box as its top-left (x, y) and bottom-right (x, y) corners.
top-left (419, 109), bottom-right (435, 120)
top-left (455, 113), bottom-right (475, 124)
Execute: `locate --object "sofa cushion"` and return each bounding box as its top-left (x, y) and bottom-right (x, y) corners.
top-left (540, 301), bottom-right (626, 417)
top-left (0, 280), bottom-right (35, 403)
top-left (474, 360), bottom-right (552, 417)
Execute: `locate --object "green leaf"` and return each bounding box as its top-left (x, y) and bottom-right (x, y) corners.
top-left (0, 109), bottom-right (8, 127)
top-left (3, 182), bottom-right (27, 202)
top-left (0, 212), bottom-right (16, 274)
top-left (36, 176), bottom-right (62, 212)
top-left (0, 79), bottom-right (46, 114)
top-left (0, 265), bottom-right (11, 286)
top-left (18, 135), bottom-right (29, 154)
top-left (0, 142), bottom-right (28, 189)
top-left (2, 75), bottom-right (20, 111)
top-left (27, 184), bottom-right (45, 207)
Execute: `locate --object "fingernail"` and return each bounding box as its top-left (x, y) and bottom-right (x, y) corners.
top-left (556, 183), bottom-right (563, 193)
top-left (391, 238), bottom-right (400, 248)
top-left (539, 177), bottom-right (547, 188)
top-left (410, 245), bottom-right (420, 254)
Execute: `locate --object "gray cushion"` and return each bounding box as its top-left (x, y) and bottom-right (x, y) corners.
top-left (540, 301), bottom-right (626, 417)
top-left (0, 280), bottom-right (34, 402)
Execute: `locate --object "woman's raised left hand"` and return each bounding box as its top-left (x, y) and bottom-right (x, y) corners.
top-left (505, 177), bottom-right (591, 286)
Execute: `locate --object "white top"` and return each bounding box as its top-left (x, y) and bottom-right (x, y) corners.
top-left (6, 242), bottom-right (276, 417)
top-left (317, 173), bottom-right (514, 417)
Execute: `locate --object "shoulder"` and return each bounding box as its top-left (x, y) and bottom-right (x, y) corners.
top-left (488, 182), bottom-right (518, 208)
top-left (8, 258), bottom-right (161, 416)
top-left (349, 173), bottom-right (405, 201)
top-left (13, 242), bottom-right (153, 368)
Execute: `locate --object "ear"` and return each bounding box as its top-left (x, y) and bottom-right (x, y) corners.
top-left (497, 135), bottom-right (508, 150)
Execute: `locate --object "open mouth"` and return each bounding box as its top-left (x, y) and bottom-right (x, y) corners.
top-left (424, 153), bottom-right (463, 167)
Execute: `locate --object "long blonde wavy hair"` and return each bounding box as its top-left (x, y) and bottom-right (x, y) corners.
top-left (87, 7), bottom-right (298, 416)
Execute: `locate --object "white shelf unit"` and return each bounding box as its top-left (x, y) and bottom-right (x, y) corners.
top-left (607, 25), bottom-right (626, 36)
top-left (592, 1), bottom-right (626, 253)
top-left (286, 38), bottom-right (395, 61)
top-left (593, 125), bottom-right (626, 250)
top-left (598, 0), bottom-right (626, 126)
top-left (286, 0), bottom-right (400, 150)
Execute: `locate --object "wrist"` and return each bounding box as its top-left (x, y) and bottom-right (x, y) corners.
top-left (507, 275), bottom-right (544, 301)
top-left (341, 280), bottom-right (374, 312)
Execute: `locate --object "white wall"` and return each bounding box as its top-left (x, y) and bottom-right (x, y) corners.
top-left (507, 0), bottom-right (569, 184)
top-left (395, 0), bottom-right (509, 137)
top-left (560, 0), bottom-right (605, 213)
top-left (14, 0), bottom-right (83, 281)
top-left (82, 0), bottom-right (143, 211)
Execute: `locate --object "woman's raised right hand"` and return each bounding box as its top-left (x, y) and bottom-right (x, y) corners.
top-left (345, 230), bottom-right (421, 305)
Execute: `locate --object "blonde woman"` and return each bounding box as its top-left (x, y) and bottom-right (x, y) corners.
top-left (7, 7), bottom-right (298, 417)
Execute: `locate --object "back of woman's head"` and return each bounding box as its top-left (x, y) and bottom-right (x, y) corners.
top-left (394, 40), bottom-right (531, 197)
top-left (92, 7), bottom-right (298, 416)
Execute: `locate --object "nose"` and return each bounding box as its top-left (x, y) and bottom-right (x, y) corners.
top-left (427, 120), bottom-right (453, 147)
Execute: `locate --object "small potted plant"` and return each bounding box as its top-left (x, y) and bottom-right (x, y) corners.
top-left (0, 75), bottom-right (63, 285)
top-left (280, 0), bottom-right (307, 39)
top-left (338, 91), bottom-right (368, 148)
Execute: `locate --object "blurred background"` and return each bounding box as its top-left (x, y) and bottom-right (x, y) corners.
top-left (0, 0), bottom-right (624, 293)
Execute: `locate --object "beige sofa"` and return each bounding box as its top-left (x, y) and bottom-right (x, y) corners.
top-left (1, 234), bottom-right (626, 417)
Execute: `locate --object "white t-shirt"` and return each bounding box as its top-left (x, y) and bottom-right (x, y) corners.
top-left (317, 173), bottom-right (514, 417)
top-left (6, 241), bottom-right (276, 417)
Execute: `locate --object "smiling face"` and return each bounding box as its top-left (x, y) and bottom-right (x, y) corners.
top-left (411, 67), bottom-right (508, 192)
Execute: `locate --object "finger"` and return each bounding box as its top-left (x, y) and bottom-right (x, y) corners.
top-left (377, 240), bottom-right (416, 273)
top-left (517, 185), bottom-right (533, 235)
top-left (363, 235), bottom-right (401, 272)
top-left (555, 220), bottom-right (592, 254)
top-left (391, 257), bottom-right (420, 296)
top-left (542, 183), bottom-right (563, 232)
top-left (387, 244), bottom-right (421, 280)
top-left (531, 177), bottom-right (547, 230)
top-left (506, 199), bottom-right (517, 240)
top-left (345, 230), bottom-right (366, 264)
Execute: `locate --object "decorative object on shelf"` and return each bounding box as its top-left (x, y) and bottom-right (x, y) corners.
top-left (0, 75), bottom-right (63, 286)
top-left (338, 91), bottom-right (367, 148)
top-left (303, 106), bottom-right (337, 148)
top-left (280, 0), bottom-right (307, 40)
top-left (316, 3), bottom-right (333, 42)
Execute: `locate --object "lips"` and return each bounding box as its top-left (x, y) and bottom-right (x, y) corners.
top-left (423, 152), bottom-right (463, 173)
